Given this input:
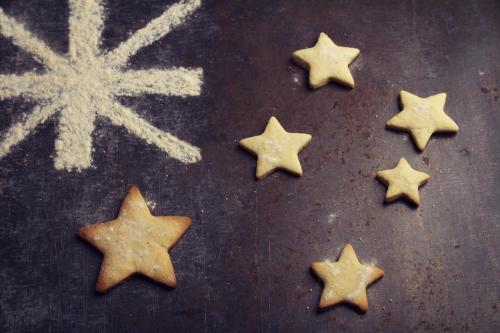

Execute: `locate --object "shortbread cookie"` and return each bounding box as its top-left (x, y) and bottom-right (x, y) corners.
top-left (239, 116), bottom-right (311, 179)
top-left (78, 186), bottom-right (191, 292)
top-left (386, 91), bottom-right (459, 151)
top-left (311, 244), bottom-right (384, 312)
top-left (376, 157), bottom-right (430, 206)
top-left (292, 32), bottom-right (360, 89)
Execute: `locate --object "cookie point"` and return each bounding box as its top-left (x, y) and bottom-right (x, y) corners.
top-left (384, 194), bottom-right (394, 203)
top-left (311, 261), bottom-right (322, 271)
top-left (128, 185), bottom-right (141, 194)
top-left (357, 302), bottom-right (369, 313)
top-left (168, 280), bottom-right (177, 288)
top-left (77, 225), bottom-right (92, 239)
top-left (374, 266), bottom-right (385, 279)
top-left (255, 172), bottom-right (266, 180)
top-left (318, 298), bottom-right (329, 309)
top-left (376, 169), bottom-right (387, 178)
top-left (416, 142), bottom-right (426, 152)
top-left (182, 216), bottom-right (193, 228)
top-left (96, 281), bottom-right (109, 294)
top-left (309, 79), bottom-right (326, 90)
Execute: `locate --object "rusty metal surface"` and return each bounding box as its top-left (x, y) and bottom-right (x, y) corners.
top-left (0, 0), bottom-right (499, 332)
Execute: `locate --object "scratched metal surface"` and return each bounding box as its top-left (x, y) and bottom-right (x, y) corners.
top-left (0, 0), bottom-right (499, 332)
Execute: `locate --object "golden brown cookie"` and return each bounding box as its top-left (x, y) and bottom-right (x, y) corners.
top-left (292, 32), bottom-right (360, 89)
top-left (386, 90), bottom-right (459, 151)
top-left (311, 244), bottom-right (384, 312)
top-left (239, 116), bottom-right (311, 179)
top-left (376, 157), bottom-right (430, 206)
top-left (78, 186), bottom-right (191, 292)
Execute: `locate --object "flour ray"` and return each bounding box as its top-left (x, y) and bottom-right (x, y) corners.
top-left (0, 73), bottom-right (53, 100)
top-left (0, 103), bottom-right (59, 158)
top-left (68, 0), bottom-right (105, 61)
top-left (100, 101), bottom-right (201, 164)
top-left (54, 103), bottom-right (96, 171)
top-left (111, 68), bottom-right (203, 97)
top-left (0, 8), bottom-right (66, 70)
top-left (104, 0), bottom-right (201, 68)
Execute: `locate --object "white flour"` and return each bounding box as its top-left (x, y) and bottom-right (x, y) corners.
top-left (0, 0), bottom-right (203, 171)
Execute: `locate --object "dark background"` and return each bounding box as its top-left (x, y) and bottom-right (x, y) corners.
top-left (0, 0), bottom-right (499, 332)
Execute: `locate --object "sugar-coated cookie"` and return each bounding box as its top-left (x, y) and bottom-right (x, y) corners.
top-left (78, 186), bottom-right (191, 292)
top-left (387, 91), bottom-right (459, 151)
top-left (292, 32), bottom-right (360, 89)
top-left (311, 244), bottom-right (384, 312)
top-left (376, 157), bottom-right (430, 206)
top-left (239, 116), bottom-right (311, 179)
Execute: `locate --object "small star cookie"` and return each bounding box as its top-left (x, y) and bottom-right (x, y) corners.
top-left (292, 32), bottom-right (360, 89)
top-left (311, 244), bottom-right (384, 312)
top-left (376, 157), bottom-right (430, 206)
top-left (78, 186), bottom-right (191, 292)
top-left (387, 90), bottom-right (459, 151)
top-left (239, 116), bottom-right (312, 179)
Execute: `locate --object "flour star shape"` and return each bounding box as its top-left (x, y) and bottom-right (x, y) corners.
top-left (239, 116), bottom-right (312, 180)
top-left (0, 0), bottom-right (203, 171)
top-left (376, 157), bottom-right (430, 206)
top-left (78, 186), bottom-right (192, 292)
top-left (311, 244), bottom-right (384, 312)
top-left (292, 32), bottom-right (360, 89)
top-left (387, 90), bottom-right (459, 151)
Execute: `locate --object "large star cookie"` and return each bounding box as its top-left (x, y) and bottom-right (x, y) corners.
top-left (311, 244), bottom-right (384, 312)
top-left (376, 157), bottom-right (430, 206)
top-left (78, 186), bottom-right (191, 292)
top-left (387, 90), bottom-right (459, 151)
top-left (239, 116), bottom-right (311, 180)
top-left (292, 32), bottom-right (360, 89)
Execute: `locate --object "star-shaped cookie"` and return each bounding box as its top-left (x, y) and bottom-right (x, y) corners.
top-left (292, 32), bottom-right (360, 89)
top-left (376, 157), bottom-right (430, 206)
top-left (78, 186), bottom-right (191, 292)
top-left (387, 91), bottom-right (459, 151)
top-left (239, 116), bottom-right (312, 179)
top-left (311, 244), bottom-right (384, 312)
